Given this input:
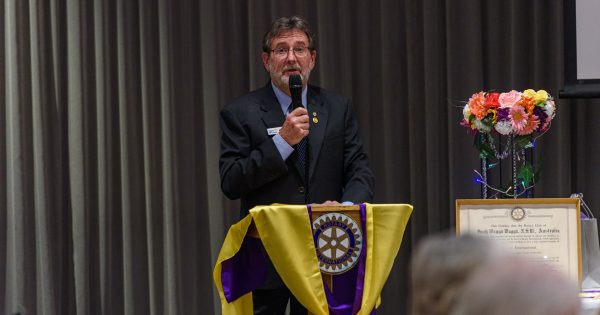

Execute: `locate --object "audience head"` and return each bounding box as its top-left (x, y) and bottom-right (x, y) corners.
top-left (410, 233), bottom-right (501, 315)
top-left (450, 256), bottom-right (580, 315)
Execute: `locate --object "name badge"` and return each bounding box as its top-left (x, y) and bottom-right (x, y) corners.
top-left (267, 127), bottom-right (282, 136)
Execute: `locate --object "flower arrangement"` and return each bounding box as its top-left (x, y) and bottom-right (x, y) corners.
top-left (461, 89), bottom-right (556, 137)
top-left (460, 89), bottom-right (556, 198)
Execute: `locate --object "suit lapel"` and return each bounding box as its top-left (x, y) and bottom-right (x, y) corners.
top-left (307, 88), bottom-right (328, 181)
top-left (260, 85), bottom-right (286, 129)
top-left (259, 84), bottom-right (305, 180)
top-left (259, 84), bottom-right (328, 184)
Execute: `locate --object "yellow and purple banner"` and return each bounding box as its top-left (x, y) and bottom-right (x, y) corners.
top-left (213, 203), bottom-right (412, 315)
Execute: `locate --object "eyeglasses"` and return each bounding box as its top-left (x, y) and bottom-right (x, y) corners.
top-left (270, 47), bottom-right (310, 58)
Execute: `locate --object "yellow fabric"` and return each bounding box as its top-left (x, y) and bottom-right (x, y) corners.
top-left (358, 203), bottom-right (413, 314)
top-left (213, 214), bottom-right (254, 314)
top-left (213, 203), bottom-right (413, 315)
top-left (252, 205), bottom-right (329, 315)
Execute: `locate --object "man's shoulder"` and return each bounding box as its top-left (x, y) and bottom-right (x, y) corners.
top-left (223, 84), bottom-right (274, 112)
top-left (308, 85), bottom-right (350, 106)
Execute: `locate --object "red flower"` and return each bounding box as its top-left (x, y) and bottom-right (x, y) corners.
top-left (485, 92), bottom-right (500, 109)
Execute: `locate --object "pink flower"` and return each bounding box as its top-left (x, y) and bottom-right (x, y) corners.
top-left (544, 99), bottom-right (556, 118)
top-left (540, 99), bottom-right (556, 131)
top-left (540, 115), bottom-right (552, 132)
top-left (498, 90), bottom-right (522, 108)
top-left (460, 119), bottom-right (477, 135)
top-left (509, 106), bottom-right (528, 133)
top-left (517, 115), bottom-right (540, 135)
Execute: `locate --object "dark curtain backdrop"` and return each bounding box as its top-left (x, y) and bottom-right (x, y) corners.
top-left (2, 0), bottom-right (599, 314)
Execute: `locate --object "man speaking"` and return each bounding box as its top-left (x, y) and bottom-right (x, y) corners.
top-left (219, 15), bottom-right (374, 314)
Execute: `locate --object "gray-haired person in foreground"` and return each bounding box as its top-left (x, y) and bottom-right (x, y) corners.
top-left (450, 255), bottom-right (580, 315)
top-left (410, 233), bottom-right (504, 315)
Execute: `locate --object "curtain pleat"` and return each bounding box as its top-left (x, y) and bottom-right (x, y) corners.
top-left (137, 0), bottom-right (160, 314)
top-left (157, 0), bottom-right (178, 313)
top-left (92, 0), bottom-right (108, 313)
top-left (5, 0), bottom-right (26, 313)
top-left (65, 0), bottom-right (87, 313)
top-left (29, 0), bottom-right (56, 313)
top-left (3, 1), bottom-right (600, 314)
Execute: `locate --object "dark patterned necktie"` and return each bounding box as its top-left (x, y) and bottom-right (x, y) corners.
top-left (288, 103), bottom-right (308, 179)
top-left (296, 137), bottom-right (308, 175)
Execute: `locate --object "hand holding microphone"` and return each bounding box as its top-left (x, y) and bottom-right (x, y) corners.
top-left (280, 74), bottom-right (309, 146)
top-left (280, 107), bottom-right (309, 146)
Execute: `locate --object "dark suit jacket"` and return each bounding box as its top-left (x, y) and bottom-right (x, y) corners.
top-left (219, 82), bottom-right (374, 217)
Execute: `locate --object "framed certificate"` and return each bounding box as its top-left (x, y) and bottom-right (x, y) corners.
top-left (456, 198), bottom-right (581, 285)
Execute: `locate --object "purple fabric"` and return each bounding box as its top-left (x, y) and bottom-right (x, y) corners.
top-left (221, 236), bottom-right (268, 302)
top-left (351, 204), bottom-right (368, 314)
top-left (310, 204), bottom-right (374, 315)
top-left (324, 267), bottom-right (360, 314)
top-left (220, 204), bottom-right (376, 314)
top-left (581, 212), bottom-right (589, 220)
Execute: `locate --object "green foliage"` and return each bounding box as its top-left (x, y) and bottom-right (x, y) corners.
top-left (473, 132), bottom-right (540, 198)
top-left (517, 161), bottom-right (534, 187)
top-left (474, 133), bottom-right (495, 160)
top-left (514, 135), bottom-right (533, 151)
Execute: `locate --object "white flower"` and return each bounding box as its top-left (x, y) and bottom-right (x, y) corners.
top-left (463, 104), bottom-right (471, 120)
top-left (474, 119), bottom-right (491, 133)
top-left (544, 99), bottom-right (555, 118)
top-left (494, 120), bottom-right (513, 135)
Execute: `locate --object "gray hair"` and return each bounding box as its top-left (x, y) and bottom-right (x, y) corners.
top-left (411, 233), bottom-right (499, 315)
top-left (450, 256), bottom-right (580, 315)
top-left (262, 16), bottom-right (316, 53)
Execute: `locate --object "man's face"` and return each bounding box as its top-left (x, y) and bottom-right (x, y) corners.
top-left (262, 29), bottom-right (316, 95)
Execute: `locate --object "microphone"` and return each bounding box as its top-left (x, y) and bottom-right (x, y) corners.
top-left (289, 74), bottom-right (303, 109)
top-left (288, 74), bottom-right (309, 203)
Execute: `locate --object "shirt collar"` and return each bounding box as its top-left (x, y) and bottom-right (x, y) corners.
top-left (271, 81), bottom-right (308, 114)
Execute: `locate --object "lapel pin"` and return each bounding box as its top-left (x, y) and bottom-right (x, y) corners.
top-left (313, 117), bottom-right (319, 124)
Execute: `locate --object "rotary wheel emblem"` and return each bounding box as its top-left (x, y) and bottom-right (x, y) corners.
top-left (312, 212), bottom-right (363, 275)
top-left (511, 207), bottom-right (525, 221)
